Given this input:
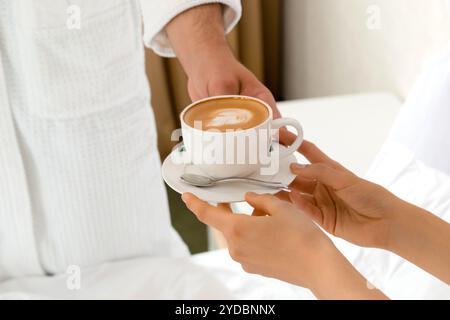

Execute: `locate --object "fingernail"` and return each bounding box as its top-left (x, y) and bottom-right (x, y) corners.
top-left (246, 192), bottom-right (257, 198)
top-left (181, 193), bottom-right (188, 203)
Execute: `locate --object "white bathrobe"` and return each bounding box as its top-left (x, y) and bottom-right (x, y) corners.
top-left (0, 0), bottom-right (241, 280)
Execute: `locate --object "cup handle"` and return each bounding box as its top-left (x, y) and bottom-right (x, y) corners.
top-left (271, 118), bottom-right (304, 159)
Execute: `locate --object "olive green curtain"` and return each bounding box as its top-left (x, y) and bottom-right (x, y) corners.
top-left (145, 0), bottom-right (283, 158)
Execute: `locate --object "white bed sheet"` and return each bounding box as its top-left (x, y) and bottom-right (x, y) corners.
top-left (0, 140), bottom-right (448, 299)
top-left (0, 257), bottom-right (232, 300)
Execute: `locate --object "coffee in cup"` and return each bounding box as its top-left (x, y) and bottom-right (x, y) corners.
top-left (183, 97), bottom-right (269, 132)
top-left (178, 95), bottom-right (304, 179)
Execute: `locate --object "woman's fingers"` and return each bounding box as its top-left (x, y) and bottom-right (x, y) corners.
top-left (182, 193), bottom-right (233, 231)
top-left (291, 163), bottom-right (357, 191)
top-left (218, 203), bottom-right (232, 211)
top-left (251, 191), bottom-right (290, 216)
top-left (298, 140), bottom-right (347, 170)
top-left (251, 209), bottom-right (267, 217)
top-left (245, 192), bottom-right (284, 216)
top-left (298, 140), bottom-right (335, 165)
top-left (275, 190), bottom-right (291, 202)
top-left (289, 174), bottom-right (317, 194)
top-left (289, 191), bottom-right (323, 225)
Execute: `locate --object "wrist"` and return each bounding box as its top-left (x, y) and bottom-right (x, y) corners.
top-left (183, 40), bottom-right (235, 77)
top-left (303, 239), bottom-right (342, 293)
top-left (166, 3), bottom-right (234, 76)
top-left (307, 243), bottom-right (387, 299)
top-left (385, 200), bottom-right (426, 253)
top-left (370, 189), bottom-right (410, 251)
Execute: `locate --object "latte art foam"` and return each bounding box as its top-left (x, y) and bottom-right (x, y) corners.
top-left (184, 98), bottom-right (269, 131)
top-left (204, 109), bottom-right (255, 129)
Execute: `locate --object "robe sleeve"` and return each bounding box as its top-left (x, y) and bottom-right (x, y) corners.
top-left (140, 0), bottom-right (241, 57)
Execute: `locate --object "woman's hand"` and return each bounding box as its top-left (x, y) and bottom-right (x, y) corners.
top-left (182, 191), bottom-right (388, 299)
top-left (289, 141), bottom-right (406, 249)
top-left (290, 140), bottom-right (450, 285)
top-left (183, 192), bottom-right (333, 288)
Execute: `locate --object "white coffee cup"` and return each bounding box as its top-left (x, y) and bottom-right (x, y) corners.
top-left (179, 95), bottom-right (303, 179)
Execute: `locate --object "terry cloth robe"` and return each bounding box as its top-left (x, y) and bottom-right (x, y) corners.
top-left (0, 0), bottom-right (241, 280)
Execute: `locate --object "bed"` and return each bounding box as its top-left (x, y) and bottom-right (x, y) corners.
top-left (0, 93), bottom-right (448, 299)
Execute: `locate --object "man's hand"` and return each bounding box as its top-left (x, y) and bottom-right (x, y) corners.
top-left (187, 52), bottom-right (280, 118)
top-left (166, 4), bottom-right (280, 118)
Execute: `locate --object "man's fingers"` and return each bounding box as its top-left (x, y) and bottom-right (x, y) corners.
top-left (240, 74), bottom-right (279, 117)
top-left (290, 163), bottom-right (356, 190)
top-left (182, 193), bottom-right (232, 231)
top-left (289, 191), bottom-right (323, 225)
top-left (187, 81), bottom-right (202, 102)
top-left (256, 92), bottom-right (279, 118)
top-left (245, 192), bottom-right (284, 216)
top-left (279, 128), bottom-right (297, 148)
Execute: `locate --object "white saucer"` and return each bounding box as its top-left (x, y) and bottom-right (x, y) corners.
top-left (162, 143), bottom-right (298, 203)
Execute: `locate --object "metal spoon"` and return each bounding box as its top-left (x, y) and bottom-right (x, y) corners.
top-left (180, 173), bottom-right (290, 191)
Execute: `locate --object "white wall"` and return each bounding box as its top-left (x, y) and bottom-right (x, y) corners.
top-left (283, 0), bottom-right (450, 100)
